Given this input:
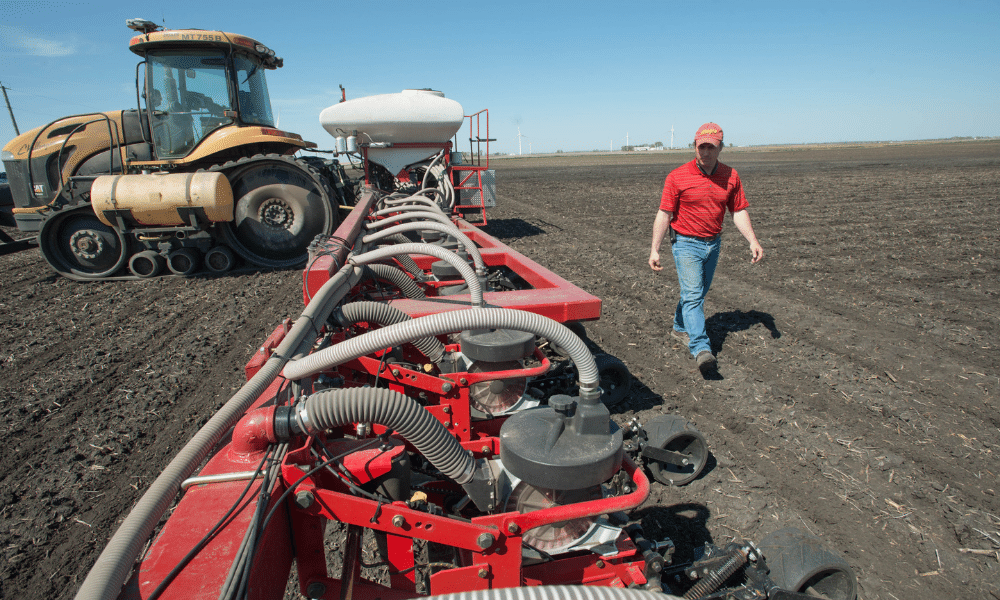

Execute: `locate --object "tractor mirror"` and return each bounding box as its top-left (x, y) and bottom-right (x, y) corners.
top-left (186, 69), bottom-right (196, 79)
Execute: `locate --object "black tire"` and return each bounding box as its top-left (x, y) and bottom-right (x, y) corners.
top-left (644, 415), bottom-right (709, 486)
top-left (758, 528), bottom-right (857, 600)
top-left (129, 250), bottom-right (164, 278)
top-left (217, 155), bottom-right (335, 268)
top-left (167, 248), bottom-right (200, 276)
top-left (38, 208), bottom-right (128, 279)
top-left (204, 245), bottom-right (235, 273)
top-left (594, 353), bottom-right (632, 407)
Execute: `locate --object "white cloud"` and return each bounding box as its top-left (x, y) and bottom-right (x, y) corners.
top-left (0, 26), bottom-right (76, 57)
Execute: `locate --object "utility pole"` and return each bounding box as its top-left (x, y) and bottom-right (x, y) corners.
top-left (1, 82), bottom-right (19, 135)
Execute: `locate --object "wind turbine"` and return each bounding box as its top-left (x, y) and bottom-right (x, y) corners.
top-left (516, 126), bottom-right (529, 156)
top-left (670, 125), bottom-right (675, 149)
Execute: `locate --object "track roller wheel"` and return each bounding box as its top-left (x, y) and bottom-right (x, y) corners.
top-left (757, 528), bottom-right (857, 600)
top-left (643, 415), bottom-right (708, 486)
top-left (219, 156), bottom-right (334, 268)
top-left (204, 245), bottom-right (235, 274)
top-left (129, 250), bottom-right (164, 278)
top-left (594, 354), bottom-right (632, 407)
top-left (38, 208), bottom-right (128, 279)
top-left (167, 248), bottom-right (201, 276)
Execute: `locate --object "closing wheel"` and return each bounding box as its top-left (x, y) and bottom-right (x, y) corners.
top-left (167, 248), bottom-right (201, 276)
top-left (594, 354), bottom-right (632, 407)
top-left (758, 527), bottom-right (857, 600)
top-left (129, 250), bottom-right (164, 278)
top-left (221, 157), bottom-right (333, 268)
top-left (643, 415), bottom-right (709, 486)
top-left (204, 245), bottom-right (235, 273)
top-left (38, 208), bottom-right (128, 279)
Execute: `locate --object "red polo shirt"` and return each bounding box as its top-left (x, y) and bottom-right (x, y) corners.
top-left (659, 160), bottom-right (748, 238)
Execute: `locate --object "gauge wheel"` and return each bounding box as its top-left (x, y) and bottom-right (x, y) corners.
top-left (220, 156), bottom-right (334, 268)
top-left (757, 528), bottom-right (857, 600)
top-left (644, 415), bottom-right (709, 486)
top-left (39, 208), bottom-right (128, 279)
top-left (594, 354), bottom-right (632, 407)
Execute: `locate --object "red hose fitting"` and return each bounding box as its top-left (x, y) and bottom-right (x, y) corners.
top-left (230, 406), bottom-right (278, 460)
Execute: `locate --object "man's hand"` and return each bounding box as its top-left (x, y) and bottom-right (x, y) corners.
top-left (649, 251), bottom-right (663, 271)
top-left (649, 209), bottom-right (673, 272)
top-left (749, 241), bottom-right (764, 263)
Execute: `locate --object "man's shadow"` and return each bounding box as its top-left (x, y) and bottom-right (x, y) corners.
top-left (708, 309), bottom-right (780, 352)
top-left (700, 310), bottom-right (780, 380)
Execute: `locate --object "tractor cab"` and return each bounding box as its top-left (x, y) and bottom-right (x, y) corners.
top-left (128, 20), bottom-right (282, 159)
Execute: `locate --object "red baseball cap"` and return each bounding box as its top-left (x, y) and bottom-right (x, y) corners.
top-left (695, 123), bottom-right (724, 147)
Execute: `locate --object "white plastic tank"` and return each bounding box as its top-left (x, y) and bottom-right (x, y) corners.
top-left (319, 89), bottom-right (464, 174)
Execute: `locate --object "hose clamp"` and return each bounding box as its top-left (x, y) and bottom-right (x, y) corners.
top-left (294, 401), bottom-right (315, 436)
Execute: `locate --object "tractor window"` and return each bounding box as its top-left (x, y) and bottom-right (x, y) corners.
top-left (233, 54), bottom-right (275, 127)
top-left (146, 50), bottom-right (234, 158)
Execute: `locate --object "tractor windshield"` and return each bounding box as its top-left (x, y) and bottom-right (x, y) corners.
top-left (146, 50), bottom-right (234, 158)
top-left (233, 54), bottom-right (275, 127)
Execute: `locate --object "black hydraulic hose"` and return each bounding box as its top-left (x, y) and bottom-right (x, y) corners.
top-left (293, 387), bottom-right (475, 484)
top-left (332, 301), bottom-right (445, 363)
top-left (74, 265), bottom-right (362, 600)
top-left (218, 443), bottom-right (288, 600)
top-left (361, 263), bottom-right (426, 299)
top-left (145, 447), bottom-right (276, 600)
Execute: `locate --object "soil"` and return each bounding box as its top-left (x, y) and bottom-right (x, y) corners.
top-left (1, 140), bottom-right (998, 600)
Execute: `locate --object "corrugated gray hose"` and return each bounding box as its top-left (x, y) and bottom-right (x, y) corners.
top-left (373, 204), bottom-right (444, 217)
top-left (375, 233), bottom-right (425, 279)
top-left (295, 387), bottom-right (475, 483)
top-left (283, 307), bottom-right (600, 399)
top-left (423, 585), bottom-right (682, 600)
top-left (361, 263), bottom-right (427, 299)
top-left (350, 243), bottom-right (483, 307)
top-left (363, 220), bottom-right (485, 274)
top-left (382, 195), bottom-right (439, 210)
top-left (73, 265), bottom-right (363, 600)
top-left (332, 301), bottom-right (444, 363)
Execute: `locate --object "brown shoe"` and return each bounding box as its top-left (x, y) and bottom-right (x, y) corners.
top-left (670, 329), bottom-right (689, 345)
top-left (696, 351), bottom-right (717, 374)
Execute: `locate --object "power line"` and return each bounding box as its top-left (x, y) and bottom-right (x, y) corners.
top-left (1, 82), bottom-right (19, 135)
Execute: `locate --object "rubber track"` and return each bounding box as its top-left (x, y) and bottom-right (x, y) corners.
top-left (41, 154), bottom-right (342, 281)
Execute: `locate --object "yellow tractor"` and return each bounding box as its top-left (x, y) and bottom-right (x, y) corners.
top-left (0, 19), bottom-right (349, 279)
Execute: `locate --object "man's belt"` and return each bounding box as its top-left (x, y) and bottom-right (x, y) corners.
top-left (674, 230), bottom-right (720, 242)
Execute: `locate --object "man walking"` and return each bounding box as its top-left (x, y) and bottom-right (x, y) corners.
top-left (648, 123), bottom-right (764, 374)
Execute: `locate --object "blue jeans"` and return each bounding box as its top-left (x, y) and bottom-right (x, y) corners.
top-left (671, 234), bottom-right (721, 357)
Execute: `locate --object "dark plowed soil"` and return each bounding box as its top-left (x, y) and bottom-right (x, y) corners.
top-left (1, 140), bottom-right (998, 600)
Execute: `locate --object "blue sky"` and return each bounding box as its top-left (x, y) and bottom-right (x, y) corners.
top-left (1, 1), bottom-right (997, 154)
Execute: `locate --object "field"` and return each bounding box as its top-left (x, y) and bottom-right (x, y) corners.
top-left (1, 140), bottom-right (998, 599)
